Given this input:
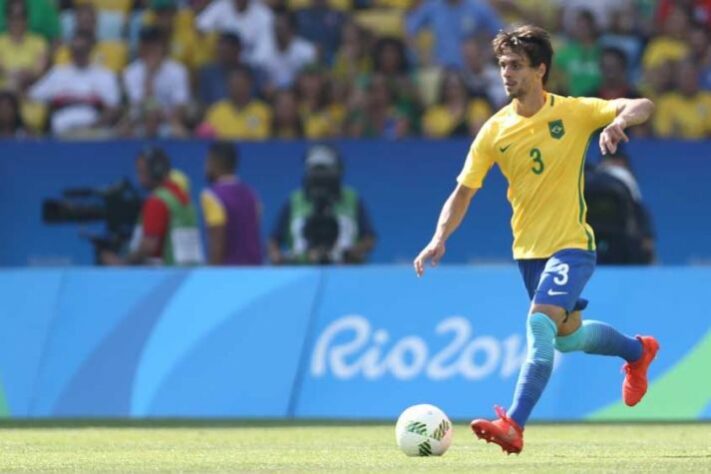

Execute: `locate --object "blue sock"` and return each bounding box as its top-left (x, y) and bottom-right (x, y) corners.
top-left (555, 320), bottom-right (642, 362)
top-left (508, 313), bottom-right (557, 428)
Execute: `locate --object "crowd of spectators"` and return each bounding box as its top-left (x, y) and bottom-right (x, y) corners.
top-left (1, 0), bottom-right (710, 140)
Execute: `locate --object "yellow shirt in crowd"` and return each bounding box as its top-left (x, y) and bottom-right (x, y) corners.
top-left (53, 41), bottom-right (128, 73)
top-left (642, 37), bottom-right (689, 70)
top-left (0, 33), bottom-right (47, 88)
top-left (422, 98), bottom-right (492, 138)
top-left (205, 99), bottom-right (272, 140)
top-left (653, 92), bottom-right (711, 139)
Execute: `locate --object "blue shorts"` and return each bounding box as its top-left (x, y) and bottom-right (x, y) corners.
top-left (517, 249), bottom-right (596, 313)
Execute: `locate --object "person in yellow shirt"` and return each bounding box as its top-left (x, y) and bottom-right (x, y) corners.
top-left (295, 66), bottom-right (345, 139)
top-left (641, 5), bottom-right (690, 71)
top-left (654, 60), bottom-right (711, 139)
top-left (0, 1), bottom-right (47, 91)
top-left (414, 25), bottom-right (657, 455)
top-left (422, 69), bottom-right (492, 138)
top-left (202, 65), bottom-right (272, 140)
top-left (53, 3), bottom-right (127, 73)
top-left (144, 0), bottom-right (213, 70)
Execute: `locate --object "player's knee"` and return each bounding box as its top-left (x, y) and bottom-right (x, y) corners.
top-left (530, 304), bottom-right (566, 326)
top-left (527, 313), bottom-right (557, 360)
top-left (554, 336), bottom-right (579, 353)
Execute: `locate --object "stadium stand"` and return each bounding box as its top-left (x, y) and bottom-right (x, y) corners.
top-left (0, 0), bottom-right (708, 139)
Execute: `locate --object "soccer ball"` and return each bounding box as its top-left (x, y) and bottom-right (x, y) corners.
top-left (395, 404), bottom-right (453, 456)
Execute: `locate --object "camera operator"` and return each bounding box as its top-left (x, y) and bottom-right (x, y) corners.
top-left (585, 150), bottom-right (655, 265)
top-left (101, 147), bottom-right (204, 265)
top-left (268, 144), bottom-right (376, 264)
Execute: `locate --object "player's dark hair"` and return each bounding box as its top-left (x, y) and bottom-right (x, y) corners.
top-left (492, 25), bottom-right (553, 84)
top-left (209, 141), bottom-right (238, 172)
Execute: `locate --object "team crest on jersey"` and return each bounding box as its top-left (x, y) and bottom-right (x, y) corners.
top-left (548, 119), bottom-right (565, 139)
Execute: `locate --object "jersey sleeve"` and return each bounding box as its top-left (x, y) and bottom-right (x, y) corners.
top-left (574, 97), bottom-right (618, 131)
top-left (200, 190), bottom-right (227, 227)
top-left (456, 122), bottom-right (496, 189)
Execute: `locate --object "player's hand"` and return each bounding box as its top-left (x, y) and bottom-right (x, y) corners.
top-left (413, 239), bottom-right (446, 277)
top-left (599, 117), bottom-right (629, 155)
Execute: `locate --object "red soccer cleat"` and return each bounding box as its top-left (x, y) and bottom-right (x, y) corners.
top-left (470, 405), bottom-right (524, 455)
top-left (623, 335), bottom-right (660, 406)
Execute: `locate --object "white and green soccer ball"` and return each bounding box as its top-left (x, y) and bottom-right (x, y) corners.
top-left (395, 404), bottom-right (453, 456)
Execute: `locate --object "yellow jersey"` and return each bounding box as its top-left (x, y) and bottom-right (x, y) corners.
top-left (653, 91), bottom-right (711, 139)
top-left (204, 99), bottom-right (272, 140)
top-left (457, 93), bottom-right (617, 259)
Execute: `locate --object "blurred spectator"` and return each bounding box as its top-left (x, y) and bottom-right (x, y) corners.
top-left (295, 0), bottom-right (345, 65)
top-left (345, 74), bottom-right (410, 139)
top-left (129, 0), bottom-right (215, 66)
top-left (405, 0), bottom-right (503, 68)
top-left (29, 32), bottom-right (120, 136)
top-left (688, 21), bottom-right (711, 90)
top-left (122, 27), bottom-right (189, 137)
top-left (102, 147), bottom-right (204, 266)
top-left (268, 143), bottom-right (375, 264)
top-left (54, 3), bottom-right (127, 73)
top-left (146, 0), bottom-right (200, 70)
top-left (331, 20), bottom-right (372, 88)
top-left (461, 36), bottom-right (506, 108)
top-left (0, 90), bottom-right (27, 137)
top-left (599, 4), bottom-right (644, 79)
top-left (585, 151), bottom-right (655, 265)
top-left (0, 1), bottom-right (47, 91)
top-left (595, 47), bottom-right (640, 100)
top-left (201, 141), bottom-right (262, 265)
top-left (61, 0), bottom-right (124, 41)
top-left (557, 0), bottom-right (620, 33)
top-left (653, 61), bottom-right (711, 139)
top-left (554, 9), bottom-right (601, 97)
top-left (639, 60), bottom-right (674, 104)
top-left (201, 65), bottom-right (272, 139)
top-left (196, 0), bottom-right (273, 63)
top-left (271, 88), bottom-right (303, 138)
top-left (198, 32), bottom-right (245, 107)
top-left (655, 0), bottom-right (711, 29)
top-left (253, 10), bottom-right (317, 93)
top-left (642, 6), bottom-right (690, 73)
top-left (295, 66), bottom-right (344, 139)
top-left (490, 0), bottom-right (558, 31)
top-left (371, 36), bottom-right (420, 129)
top-left (0, 0), bottom-right (60, 42)
top-left (422, 69), bottom-right (491, 138)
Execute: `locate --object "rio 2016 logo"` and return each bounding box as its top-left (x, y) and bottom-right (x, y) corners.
top-left (310, 315), bottom-right (558, 381)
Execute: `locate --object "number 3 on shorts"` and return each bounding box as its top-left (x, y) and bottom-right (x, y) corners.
top-left (552, 263), bottom-right (569, 285)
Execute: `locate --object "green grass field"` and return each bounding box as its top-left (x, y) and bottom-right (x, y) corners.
top-left (0, 423), bottom-right (709, 472)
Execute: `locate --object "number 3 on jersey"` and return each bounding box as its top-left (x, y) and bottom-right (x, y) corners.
top-left (530, 148), bottom-right (545, 175)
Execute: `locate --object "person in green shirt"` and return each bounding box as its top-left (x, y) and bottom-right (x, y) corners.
top-left (554, 10), bottom-right (601, 97)
top-left (0, 0), bottom-right (60, 42)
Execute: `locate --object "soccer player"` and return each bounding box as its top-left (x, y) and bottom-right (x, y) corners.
top-left (413, 25), bottom-right (658, 455)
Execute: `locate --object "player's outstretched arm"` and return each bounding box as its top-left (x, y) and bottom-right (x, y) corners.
top-left (599, 98), bottom-right (655, 155)
top-left (413, 184), bottom-right (477, 277)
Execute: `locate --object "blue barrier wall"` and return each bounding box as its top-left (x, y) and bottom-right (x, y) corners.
top-left (1, 139), bottom-right (710, 266)
top-left (0, 267), bottom-right (708, 420)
